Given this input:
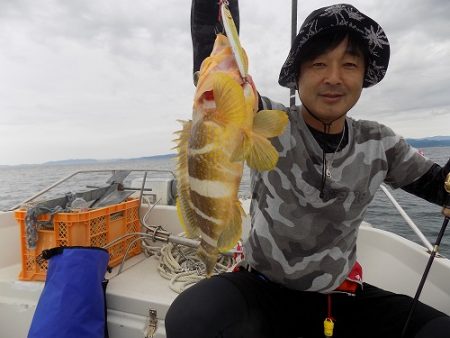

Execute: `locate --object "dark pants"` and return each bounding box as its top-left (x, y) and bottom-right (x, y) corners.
top-left (165, 269), bottom-right (450, 338)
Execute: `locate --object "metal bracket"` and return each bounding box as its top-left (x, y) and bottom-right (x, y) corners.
top-left (144, 309), bottom-right (158, 338)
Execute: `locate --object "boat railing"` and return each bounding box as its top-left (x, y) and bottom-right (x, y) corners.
top-left (8, 169), bottom-right (435, 253)
top-left (8, 169), bottom-right (176, 211)
top-left (379, 184), bottom-right (434, 252)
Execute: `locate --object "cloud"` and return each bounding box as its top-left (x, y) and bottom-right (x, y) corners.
top-left (0, 0), bottom-right (449, 165)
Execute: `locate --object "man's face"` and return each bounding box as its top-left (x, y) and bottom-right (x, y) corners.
top-left (297, 37), bottom-right (365, 130)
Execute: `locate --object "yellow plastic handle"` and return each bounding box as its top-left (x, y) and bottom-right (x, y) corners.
top-left (324, 318), bottom-right (334, 337)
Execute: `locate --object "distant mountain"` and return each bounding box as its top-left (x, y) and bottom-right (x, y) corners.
top-left (43, 159), bottom-right (99, 165)
top-left (42, 153), bottom-right (176, 166)
top-left (405, 136), bottom-right (450, 148)
top-left (131, 154), bottom-right (176, 161)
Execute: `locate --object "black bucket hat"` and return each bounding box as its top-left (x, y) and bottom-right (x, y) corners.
top-left (279, 4), bottom-right (390, 89)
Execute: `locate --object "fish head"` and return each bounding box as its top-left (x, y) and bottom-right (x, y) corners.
top-left (195, 34), bottom-right (248, 105)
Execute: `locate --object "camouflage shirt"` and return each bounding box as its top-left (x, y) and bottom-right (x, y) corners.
top-left (243, 98), bottom-right (434, 293)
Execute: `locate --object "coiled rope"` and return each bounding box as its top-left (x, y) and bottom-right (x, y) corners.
top-left (142, 233), bottom-right (236, 293)
top-left (109, 195), bottom-right (240, 293)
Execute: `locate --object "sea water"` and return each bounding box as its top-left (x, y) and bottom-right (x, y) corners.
top-left (0, 147), bottom-right (449, 257)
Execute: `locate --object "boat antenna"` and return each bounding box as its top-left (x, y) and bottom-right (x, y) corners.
top-left (400, 173), bottom-right (450, 338)
top-left (290, 0), bottom-right (298, 109)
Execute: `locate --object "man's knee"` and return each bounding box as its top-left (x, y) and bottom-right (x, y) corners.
top-left (165, 287), bottom-right (206, 338)
top-left (414, 316), bottom-right (450, 338)
top-left (165, 275), bottom-right (248, 338)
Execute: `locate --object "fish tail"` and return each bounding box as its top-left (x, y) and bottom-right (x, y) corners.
top-left (197, 243), bottom-right (219, 277)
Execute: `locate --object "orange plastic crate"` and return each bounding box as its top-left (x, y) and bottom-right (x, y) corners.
top-left (15, 199), bottom-right (142, 281)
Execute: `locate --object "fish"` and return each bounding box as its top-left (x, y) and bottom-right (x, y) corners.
top-left (174, 6), bottom-right (288, 276)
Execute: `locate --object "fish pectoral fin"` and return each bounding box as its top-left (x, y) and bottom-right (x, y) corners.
top-left (245, 132), bottom-right (280, 171)
top-left (217, 201), bottom-right (244, 252)
top-left (253, 109), bottom-right (289, 138)
top-left (244, 110), bottom-right (288, 171)
top-left (213, 72), bottom-right (246, 126)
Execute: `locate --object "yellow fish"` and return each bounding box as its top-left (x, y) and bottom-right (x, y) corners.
top-left (175, 16), bottom-right (288, 276)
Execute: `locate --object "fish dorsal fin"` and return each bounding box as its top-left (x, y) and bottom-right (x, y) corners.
top-left (217, 200), bottom-right (244, 252)
top-left (176, 198), bottom-right (199, 237)
top-left (212, 72), bottom-right (246, 126)
top-left (174, 120), bottom-right (199, 237)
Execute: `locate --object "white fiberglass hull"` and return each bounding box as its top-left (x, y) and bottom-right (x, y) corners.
top-left (0, 202), bottom-right (449, 338)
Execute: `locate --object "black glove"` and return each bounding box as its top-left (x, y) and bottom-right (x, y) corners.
top-left (191, 0), bottom-right (240, 84)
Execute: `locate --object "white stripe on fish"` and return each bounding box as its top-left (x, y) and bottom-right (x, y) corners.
top-left (189, 201), bottom-right (224, 226)
top-left (199, 230), bottom-right (219, 247)
top-left (188, 143), bottom-right (216, 156)
top-left (189, 177), bottom-right (233, 198)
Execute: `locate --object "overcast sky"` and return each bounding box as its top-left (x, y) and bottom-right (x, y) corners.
top-left (1, 0), bottom-right (449, 165)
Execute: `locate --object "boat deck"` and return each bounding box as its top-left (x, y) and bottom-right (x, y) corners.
top-left (1, 204), bottom-right (450, 338)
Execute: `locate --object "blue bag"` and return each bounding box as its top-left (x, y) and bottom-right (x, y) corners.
top-left (28, 246), bottom-right (110, 338)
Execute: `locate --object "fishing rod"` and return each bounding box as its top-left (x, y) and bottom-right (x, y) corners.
top-left (290, 0), bottom-right (298, 109)
top-left (400, 173), bottom-right (450, 338)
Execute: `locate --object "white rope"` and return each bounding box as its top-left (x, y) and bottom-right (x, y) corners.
top-left (133, 196), bottom-right (241, 293)
top-left (156, 233), bottom-right (237, 293)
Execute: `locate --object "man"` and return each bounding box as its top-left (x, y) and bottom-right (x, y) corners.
top-left (166, 2), bottom-right (450, 337)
